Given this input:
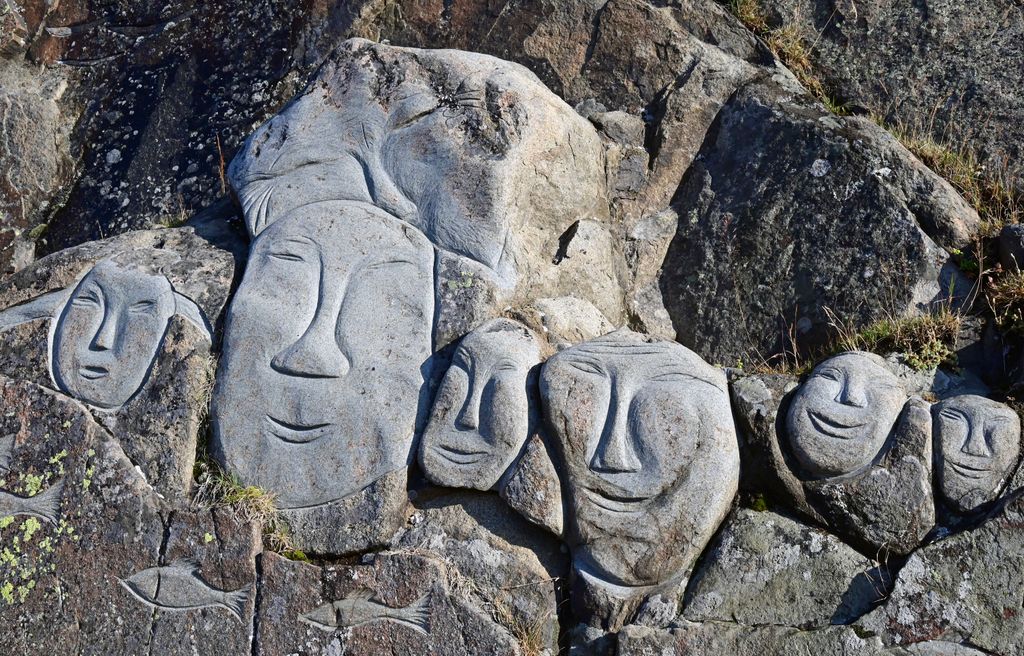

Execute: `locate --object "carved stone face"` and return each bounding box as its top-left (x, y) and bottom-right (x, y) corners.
top-left (420, 318), bottom-right (540, 490)
top-left (213, 201), bottom-right (434, 509)
top-left (52, 259), bottom-right (176, 409)
top-left (228, 39), bottom-right (606, 288)
top-left (787, 352), bottom-right (907, 478)
top-left (541, 330), bottom-right (738, 588)
top-left (934, 395), bottom-right (1021, 513)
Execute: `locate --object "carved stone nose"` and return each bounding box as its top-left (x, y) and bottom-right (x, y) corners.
top-left (90, 312), bottom-right (118, 352)
top-left (962, 427), bottom-right (993, 458)
top-left (271, 322), bottom-right (350, 379)
top-left (836, 380), bottom-right (868, 408)
top-left (590, 393), bottom-right (642, 474)
top-left (454, 383), bottom-right (481, 431)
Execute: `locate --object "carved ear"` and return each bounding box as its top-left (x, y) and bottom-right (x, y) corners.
top-left (0, 289), bottom-right (68, 330)
top-left (173, 292), bottom-right (212, 341)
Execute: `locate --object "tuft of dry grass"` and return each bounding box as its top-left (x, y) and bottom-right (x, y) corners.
top-left (192, 457), bottom-right (308, 561)
top-left (725, 0), bottom-right (847, 113)
top-left (883, 121), bottom-right (1022, 235)
top-left (824, 304), bottom-right (962, 371)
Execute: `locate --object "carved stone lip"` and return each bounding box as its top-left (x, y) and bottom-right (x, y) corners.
top-left (581, 485), bottom-right (652, 514)
top-left (948, 460), bottom-right (990, 479)
top-left (431, 445), bottom-right (489, 466)
top-left (78, 365), bottom-right (109, 380)
top-left (265, 415), bottom-right (332, 444)
top-left (807, 409), bottom-right (867, 439)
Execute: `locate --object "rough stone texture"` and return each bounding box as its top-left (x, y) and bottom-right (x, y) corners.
top-left (683, 508), bottom-right (884, 628)
top-left (0, 60), bottom-right (74, 276)
top-left (0, 377), bottom-right (259, 654)
top-left (767, 0), bottom-right (1024, 185)
top-left (859, 494), bottom-right (1024, 656)
top-left (499, 434), bottom-right (564, 537)
top-left (0, 225), bottom-right (238, 499)
top-left (660, 79), bottom-right (967, 364)
top-left (257, 551), bottom-right (525, 656)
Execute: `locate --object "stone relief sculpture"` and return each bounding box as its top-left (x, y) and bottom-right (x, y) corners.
top-left (0, 251), bottom-right (211, 410)
top-left (419, 318), bottom-right (542, 491)
top-left (299, 589), bottom-right (432, 635)
top-left (933, 395), bottom-right (1022, 513)
top-left (119, 560), bottom-right (252, 623)
top-left (227, 38), bottom-right (607, 294)
top-left (540, 329), bottom-right (738, 617)
top-left (786, 351), bottom-right (909, 478)
top-left (212, 202), bottom-right (434, 510)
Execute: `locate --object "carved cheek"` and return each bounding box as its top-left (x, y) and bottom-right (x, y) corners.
top-left (480, 374), bottom-right (524, 449)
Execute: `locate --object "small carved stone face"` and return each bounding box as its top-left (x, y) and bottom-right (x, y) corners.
top-left (420, 319), bottom-right (540, 490)
top-left (541, 330), bottom-right (737, 588)
top-left (934, 395), bottom-right (1021, 513)
top-left (213, 201), bottom-right (434, 509)
top-left (787, 352), bottom-right (907, 478)
top-left (52, 259), bottom-right (176, 409)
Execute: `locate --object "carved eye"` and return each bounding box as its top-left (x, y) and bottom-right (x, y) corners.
top-left (940, 408), bottom-right (968, 424)
top-left (71, 290), bottom-right (101, 308)
top-left (268, 250), bottom-right (306, 263)
top-left (649, 371), bottom-right (690, 383)
top-left (568, 360), bottom-right (605, 376)
top-left (391, 94), bottom-right (439, 129)
top-left (814, 368), bottom-right (841, 382)
top-left (129, 300), bottom-right (157, 315)
top-left (493, 359), bottom-right (519, 373)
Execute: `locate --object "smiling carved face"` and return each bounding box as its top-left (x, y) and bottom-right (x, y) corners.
top-left (212, 201), bottom-right (435, 509)
top-left (934, 395), bottom-right (1021, 513)
top-left (541, 330), bottom-right (738, 588)
top-left (52, 259), bottom-right (176, 409)
top-left (419, 318), bottom-right (540, 491)
top-left (786, 352), bottom-right (908, 479)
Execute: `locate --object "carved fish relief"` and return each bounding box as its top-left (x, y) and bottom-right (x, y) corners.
top-left (119, 559), bottom-right (251, 623)
top-left (0, 478), bottom-right (64, 525)
top-left (300, 588), bottom-right (431, 635)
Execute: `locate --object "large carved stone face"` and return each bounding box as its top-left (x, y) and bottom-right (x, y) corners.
top-left (52, 259), bottom-right (176, 409)
top-left (213, 201), bottom-right (434, 509)
top-left (420, 318), bottom-right (540, 490)
top-left (787, 352), bottom-right (907, 478)
top-left (934, 395), bottom-right (1021, 513)
top-left (228, 39), bottom-right (606, 288)
top-left (541, 330), bottom-right (738, 588)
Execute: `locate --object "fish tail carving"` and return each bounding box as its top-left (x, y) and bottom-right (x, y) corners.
top-left (26, 478), bottom-right (64, 524)
top-left (394, 592), bottom-right (431, 635)
top-left (220, 583), bottom-right (251, 623)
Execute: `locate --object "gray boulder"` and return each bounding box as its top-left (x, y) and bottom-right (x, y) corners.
top-left (683, 508), bottom-right (885, 628)
top-left (660, 80), bottom-right (968, 365)
top-left (0, 376), bottom-right (259, 654)
top-left (858, 494), bottom-right (1024, 655)
top-left (767, 0), bottom-right (1024, 185)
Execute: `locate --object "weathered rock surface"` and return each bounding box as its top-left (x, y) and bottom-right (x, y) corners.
top-left (859, 494), bottom-right (1024, 655)
top-left (683, 509), bottom-right (884, 628)
top-left (0, 225), bottom-right (239, 499)
top-left (767, 0), bottom-right (1024, 184)
top-left (0, 377), bottom-right (259, 655)
top-left (660, 80), bottom-right (967, 364)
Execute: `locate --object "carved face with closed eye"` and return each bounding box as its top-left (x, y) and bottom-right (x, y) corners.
top-left (934, 395), bottom-right (1021, 513)
top-left (212, 201), bottom-right (435, 509)
top-left (540, 329), bottom-right (738, 588)
top-left (420, 318), bottom-right (541, 491)
top-left (786, 352), bottom-right (908, 479)
top-left (52, 259), bottom-right (177, 410)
